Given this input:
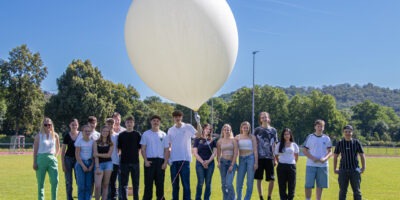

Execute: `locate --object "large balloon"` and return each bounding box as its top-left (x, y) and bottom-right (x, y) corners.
top-left (125, 0), bottom-right (238, 111)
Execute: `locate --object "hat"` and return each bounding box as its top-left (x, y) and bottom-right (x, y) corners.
top-left (343, 125), bottom-right (353, 130)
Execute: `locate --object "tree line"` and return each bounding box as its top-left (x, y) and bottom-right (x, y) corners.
top-left (1, 45), bottom-right (400, 144)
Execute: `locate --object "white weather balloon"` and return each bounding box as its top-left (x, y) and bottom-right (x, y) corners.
top-left (125, 0), bottom-right (238, 111)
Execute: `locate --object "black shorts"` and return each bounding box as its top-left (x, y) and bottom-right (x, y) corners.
top-left (254, 158), bottom-right (275, 181)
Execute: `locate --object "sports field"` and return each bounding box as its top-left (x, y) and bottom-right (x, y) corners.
top-left (0, 154), bottom-right (399, 200)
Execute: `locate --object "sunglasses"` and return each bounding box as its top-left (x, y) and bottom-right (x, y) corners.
top-left (44, 124), bottom-right (52, 127)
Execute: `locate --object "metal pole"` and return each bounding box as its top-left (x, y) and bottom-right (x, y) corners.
top-left (252, 51), bottom-right (259, 133)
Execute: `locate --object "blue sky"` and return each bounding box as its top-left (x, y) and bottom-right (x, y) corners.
top-left (1, 0), bottom-right (399, 100)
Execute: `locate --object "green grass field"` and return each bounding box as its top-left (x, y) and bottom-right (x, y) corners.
top-left (1, 154), bottom-right (399, 200)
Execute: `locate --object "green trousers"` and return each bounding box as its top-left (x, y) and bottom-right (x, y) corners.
top-left (36, 153), bottom-right (59, 200)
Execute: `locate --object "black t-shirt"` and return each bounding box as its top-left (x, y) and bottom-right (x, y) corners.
top-left (334, 139), bottom-right (364, 169)
top-left (118, 130), bottom-right (141, 164)
top-left (193, 138), bottom-right (216, 161)
top-left (63, 132), bottom-right (80, 158)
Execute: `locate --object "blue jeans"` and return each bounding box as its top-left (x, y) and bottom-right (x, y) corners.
top-left (120, 163), bottom-right (140, 200)
top-left (219, 158), bottom-right (237, 200)
top-left (75, 159), bottom-right (93, 200)
top-left (195, 161), bottom-right (215, 200)
top-left (170, 161), bottom-right (191, 200)
top-left (64, 156), bottom-right (76, 200)
top-left (338, 169), bottom-right (362, 200)
top-left (236, 154), bottom-right (255, 200)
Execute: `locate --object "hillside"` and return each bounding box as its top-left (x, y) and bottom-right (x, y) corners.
top-left (220, 83), bottom-right (400, 115)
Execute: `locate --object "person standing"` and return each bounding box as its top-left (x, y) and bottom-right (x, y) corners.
top-left (75, 125), bottom-right (95, 200)
top-left (93, 126), bottom-right (114, 200)
top-left (235, 121), bottom-right (258, 200)
top-left (193, 123), bottom-right (217, 200)
top-left (303, 119), bottom-right (332, 200)
top-left (108, 112), bottom-right (126, 200)
top-left (77, 116), bottom-right (100, 142)
top-left (274, 128), bottom-right (299, 200)
top-left (165, 110), bottom-right (200, 200)
top-left (217, 124), bottom-right (238, 200)
top-left (118, 116), bottom-right (141, 200)
top-left (33, 117), bottom-right (60, 200)
top-left (333, 125), bottom-right (366, 200)
top-left (140, 115), bottom-right (169, 200)
top-left (61, 118), bottom-right (80, 200)
top-left (254, 112), bottom-right (278, 200)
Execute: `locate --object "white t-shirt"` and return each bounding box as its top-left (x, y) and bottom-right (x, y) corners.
top-left (77, 130), bottom-right (100, 141)
top-left (303, 133), bottom-right (332, 167)
top-left (140, 129), bottom-right (169, 159)
top-left (274, 142), bottom-right (299, 164)
top-left (166, 123), bottom-right (196, 163)
top-left (110, 126), bottom-right (126, 165)
top-left (74, 138), bottom-right (94, 160)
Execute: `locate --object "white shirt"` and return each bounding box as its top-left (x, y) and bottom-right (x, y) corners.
top-left (140, 129), bottom-right (168, 159)
top-left (166, 123), bottom-right (196, 162)
top-left (74, 138), bottom-right (94, 160)
top-left (111, 126), bottom-right (126, 165)
top-left (304, 133), bottom-right (332, 167)
top-left (274, 142), bottom-right (299, 164)
top-left (37, 133), bottom-right (56, 154)
top-left (77, 130), bottom-right (100, 141)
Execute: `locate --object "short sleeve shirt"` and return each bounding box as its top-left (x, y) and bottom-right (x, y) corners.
top-left (303, 133), bottom-right (332, 167)
top-left (74, 138), bottom-right (94, 160)
top-left (254, 126), bottom-right (278, 159)
top-left (118, 130), bottom-right (141, 164)
top-left (140, 129), bottom-right (169, 159)
top-left (274, 142), bottom-right (299, 164)
top-left (334, 139), bottom-right (364, 169)
top-left (166, 123), bottom-right (196, 162)
top-left (63, 132), bottom-right (80, 158)
top-left (193, 138), bottom-right (217, 161)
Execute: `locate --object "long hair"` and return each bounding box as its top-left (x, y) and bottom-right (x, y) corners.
top-left (220, 124), bottom-right (233, 139)
top-left (240, 121), bottom-right (251, 135)
top-left (40, 117), bottom-right (56, 139)
top-left (202, 123), bottom-right (211, 138)
top-left (279, 128), bottom-right (294, 153)
top-left (97, 126), bottom-right (113, 146)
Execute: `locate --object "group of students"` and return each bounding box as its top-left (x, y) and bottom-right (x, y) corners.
top-left (32, 110), bottom-right (366, 200)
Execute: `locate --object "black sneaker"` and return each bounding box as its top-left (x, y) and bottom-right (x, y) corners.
top-left (267, 196), bottom-right (272, 200)
top-left (259, 196), bottom-right (264, 200)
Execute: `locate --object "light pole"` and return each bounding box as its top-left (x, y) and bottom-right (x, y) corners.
top-left (252, 51), bottom-right (259, 133)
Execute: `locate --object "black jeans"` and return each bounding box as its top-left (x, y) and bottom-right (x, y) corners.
top-left (109, 164), bottom-right (122, 200)
top-left (143, 158), bottom-right (165, 200)
top-left (338, 169), bottom-right (362, 200)
top-left (277, 163), bottom-right (296, 200)
top-left (120, 163), bottom-right (140, 200)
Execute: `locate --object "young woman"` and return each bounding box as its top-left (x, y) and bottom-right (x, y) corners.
top-left (93, 126), bottom-right (114, 200)
top-left (217, 124), bottom-right (238, 200)
top-left (274, 128), bottom-right (299, 200)
top-left (61, 118), bottom-right (80, 200)
top-left (75, 125), bottom-right (95, 200)
top-left (33, 117), bottom-right (60, 200)
top-left (235, 121), bottom-right (258, 200)
top-left (193, 123), bottom-right (217, 200)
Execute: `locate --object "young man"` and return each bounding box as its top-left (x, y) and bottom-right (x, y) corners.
top-left (165, 110), bottom-right (200, 200)
top-left (333, 125), bottom-right (366, 200)
top-left (140, 115), bottom-right (169, 200)
top-left (77, 116), bottom-right (100, 141)
top-left (303, 119), bottom-right (332, 200)
top-left (253, 112), bottom-right (278, 200)
top-left (108, 112), bottom-right (126, 200)
top-left (118, 116), bottom-right (141, 200)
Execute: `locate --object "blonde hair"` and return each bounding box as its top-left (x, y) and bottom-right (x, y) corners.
top-left (259, 112), bottom-right (270, 125)
top-left (40, 117), bottom-right (56, 139)
top-left (240, 121), bottom-right (251, 135)
top-left (220, 124), bottom-right (234, 139)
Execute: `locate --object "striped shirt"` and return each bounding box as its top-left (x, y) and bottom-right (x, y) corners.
top-left (334, 139), bottom-right (364, 169)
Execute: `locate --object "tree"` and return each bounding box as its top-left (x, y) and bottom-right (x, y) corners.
top-left (0, 45), bottom-right (47, 134)
top-left (351, 100), bottom-right (382, 137)
top-left (45, 60), bottom-right (115, 133)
